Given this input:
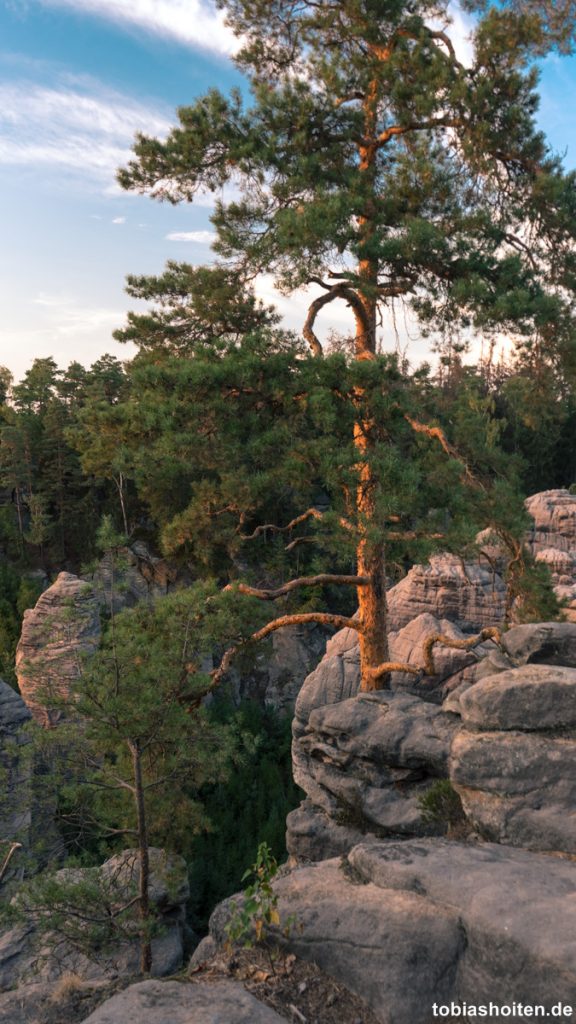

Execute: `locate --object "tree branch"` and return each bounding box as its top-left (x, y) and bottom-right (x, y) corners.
top-left (423, 627), bottom-right (502, 676)
top-left (225, 574), bottom-right (369, 601)
top-left (404, 415), bottom-right (482, 489)
top-left (210, 612), bottom-right (362, 689)
top-left (303, 283), bottom-right (372, 358)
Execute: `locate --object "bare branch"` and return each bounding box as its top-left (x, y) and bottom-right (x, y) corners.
top-left (423, 627), bottom-right (502, 676)
top-left (404, 415), bottom-right (483, 489)
top-left (239, 507), bottom-right (323, 540)
top-left (303, 283), bottom-right (372, 358)
top-left (225, 574), bottom-right (369, 601)
top-left (364, 661), bottom-right (422, 687)
top-left (210, 612), bottom-right (362, 689)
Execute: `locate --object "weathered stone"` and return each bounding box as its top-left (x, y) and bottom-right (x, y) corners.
top-left (16, 573), bottom-right (100, 726)
top-left (525, 489), bottom-right (576, 548)
top-left (348, 838), bottom-right (576, 1011)
top-left (450, 729), bottom-right (576, 853)
top-left (0, 848), bottom-right (189, 990)
top-left (290, 690), bottom-right (458, 858)
top-left (459, 664), bottom-right (576, 731)
top-left (90, 543), bottom-right (179, 612)
top-left (210, 859), bottom-right (464, 1024)
top-left (387, 554), bottom-right (506, 632)
top-left (79, 979), bottom-right (288, 1024)
top-left (231, 622), bottom-right (331, 711)
top-left (502, 621), bottom-right (576, 667)
top-left (285, 800), bottom-right (366, 861)
top-left (100, 849), bottom-right (189, 914)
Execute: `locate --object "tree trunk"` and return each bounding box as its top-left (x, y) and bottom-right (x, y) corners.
top-left (356, 65), bottom-right (389, 692)
top-left (130, 741), bottom-right (152, 975)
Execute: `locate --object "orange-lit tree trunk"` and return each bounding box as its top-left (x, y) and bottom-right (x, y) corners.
top-left (355, 59), bottom-right (390, 692)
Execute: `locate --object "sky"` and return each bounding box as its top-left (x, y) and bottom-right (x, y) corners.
top-left (1, 1), bottom-right (576, 382)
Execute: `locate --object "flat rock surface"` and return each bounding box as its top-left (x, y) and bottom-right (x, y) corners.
top-left (459, 664), bottom-right (576, 730)
top-left (348, 838), bottom-right (576, 1008)
top-left (79, 979), bottom-right (288, 1023)
top-left (245, 859), bottom-right (464, 1024)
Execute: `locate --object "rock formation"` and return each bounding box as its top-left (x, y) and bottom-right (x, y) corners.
top-left (15, 573), bottom-right (100, 727)
top-left (0, 848), bottom-right (189, 991)
top-left (288, 619), bottom-right (576, 860)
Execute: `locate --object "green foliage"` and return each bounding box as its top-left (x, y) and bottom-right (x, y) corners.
top-left (418, 780), bottom-right (466, 834)
top-left (0, 565), bottom-right (42, 687)
top-left (225, 841), bottom-right (295, 950)
top-left (2, 862), bottom-right (161, 973)
top-left (187, 700), bottom-right (301, 932)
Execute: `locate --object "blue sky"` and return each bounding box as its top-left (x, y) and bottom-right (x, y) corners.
top-left (1, 1), bottom-right (576, 382)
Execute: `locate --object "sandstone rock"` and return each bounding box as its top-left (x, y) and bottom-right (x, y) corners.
top-left (459, 664), bottom-right (576, 731)
top-left (230, 622), bottom-right (331, 711)
top-left (450, 729), bottom-right (576, 854)
top-left (387, 554), bottom-right (506, 632)
top-left (209, 858), bottom-right (464, 1024)
top-left (15, 573), bottom-right (100, 726)
top-left (348, 838), bottom-right (576, 1010)
top-left (79, 978), bottom-right (288, 1024)
top-left (100, 848), bottom-right (189, 914)
top-left (90, 543), bottom-right (179, 613)
top-left (0, 849), bottom-right (189, 989)
top-left (502, 620), bottom-right (576, 666)
top-left (525, 489), bottom-right (576, 549)
top-left (285, 800), bottom-right (365, 861)
top-left (290, 690), bottom-right (458, 858)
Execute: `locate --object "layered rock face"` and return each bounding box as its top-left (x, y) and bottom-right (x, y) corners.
top-left (525, 488), bottom-right (576, 619)
top-left (15, 573), bottom-right (100, 727)
top-left (289, 620), bottom-right (576, 860)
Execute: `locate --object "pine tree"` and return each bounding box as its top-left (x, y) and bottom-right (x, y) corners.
top-left (118, 0), bottom-right (576, 690)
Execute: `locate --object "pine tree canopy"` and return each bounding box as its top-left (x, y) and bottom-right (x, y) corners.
top-left (118, 0), bottom-right (576, 368)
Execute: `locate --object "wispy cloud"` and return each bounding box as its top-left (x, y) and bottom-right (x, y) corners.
top-left (112, 216), bottom-right (126, 223)
top-left (0, 74), bottom-right (172, 184)
top-left (166, 229), bottom-right (215, 243)
top-left (37, 0), bottom-right (238, 56)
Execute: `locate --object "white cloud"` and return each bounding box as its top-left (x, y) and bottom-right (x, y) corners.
top-left (166, 230), bottom-right (216, 243)
top-left (0, 77), bottom-right (172, 184)
top-left (112, 216), bottom-right (126, 223)
top-left (37, 0), bottom-right (238, 56)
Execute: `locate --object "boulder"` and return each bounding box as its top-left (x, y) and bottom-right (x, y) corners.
top-left (525, 489), bottom-right (576, 548)
top-left (459, 664), bottom-right (576, 731)
top-left (501, 621), bottom-right (576, 667)
top-left (15, 573), bottom-right (100, 726)
top-left (289, 689), bottom-right (458, 859)
top-left (450, 729), bottom-right (576, 854)
top-left (348, 838), bottom-right (576, 1011)
top-left (0, 849), bottom-right (190, 990)
top-left (210, 858), bottom-right (464, 1024)
top-left (79, 978), bottom-right (288, 1024)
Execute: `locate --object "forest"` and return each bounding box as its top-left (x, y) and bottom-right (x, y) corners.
top-left (1, 0), bottom-right (576, 1006)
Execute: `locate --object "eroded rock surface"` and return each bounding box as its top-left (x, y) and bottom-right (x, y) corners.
top-left (15, 573), bottom-right (100, 726)
top-left (387, 554), bottom-right (506, 632)
top-left (208, 839), bottom-right (576, 1023)
top-left (79, 979), bottom-right (288, 1024)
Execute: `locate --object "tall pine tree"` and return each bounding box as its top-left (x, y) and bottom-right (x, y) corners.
top-left (118, 0), bottom-right (576, 690)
